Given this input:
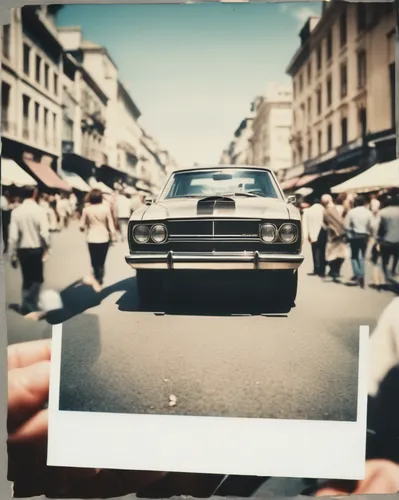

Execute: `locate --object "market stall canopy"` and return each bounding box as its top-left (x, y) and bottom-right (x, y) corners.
top-left (295, 187), bottom-right (313, 197)
top-left (91, 181), bottom-right (113, 194)
top-left (331, 159), bottom-right (399, 194)
top-left (60, 170), bottom-right (91, 192)
top-left (295, 173), bottom-right (319, 189)
top-left (280, 177), bottom-right (300, 191)
top-left (22, 153), bottom-right (71, 191)
top-left (1, 158), bottom-right (37, 187)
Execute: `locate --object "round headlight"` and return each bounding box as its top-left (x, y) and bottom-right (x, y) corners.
top-left (150, 224), bottom-right (167, 243)
top-left (133, 224), bottom-right (150, 243)
top-left (260, 223), bottom-right (277, 243)
top-left (279, 223), bottom-right (297, 243)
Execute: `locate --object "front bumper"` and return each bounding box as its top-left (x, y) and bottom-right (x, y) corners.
top-left (125, 251), bottom-right (304, 270)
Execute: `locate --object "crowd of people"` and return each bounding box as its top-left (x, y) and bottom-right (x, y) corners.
top-left (1, 184), bottom-right (146, 320)
top-left (301, 189), bottom-right (399, 291)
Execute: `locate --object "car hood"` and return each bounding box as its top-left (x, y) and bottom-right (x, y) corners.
top-left (134, 196), bottom-right (299, 221)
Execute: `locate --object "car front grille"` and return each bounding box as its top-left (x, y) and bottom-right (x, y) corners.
top-left (167, 219), bottom-right (261, 241)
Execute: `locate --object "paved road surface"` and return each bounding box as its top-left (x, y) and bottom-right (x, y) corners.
top-left (4, 221), bottom-right (395, 421)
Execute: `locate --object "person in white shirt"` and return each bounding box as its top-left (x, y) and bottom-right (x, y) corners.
top-left (8, 186), bottom-right (50, 320)
top-left (302, 199), bottom-right (326, 277)
top-left (56, 193), bottom-right (72, 230)
top-left (115, 190), bottom-right (133, 242)
top-left (345, 195), bottom-right (373, 288)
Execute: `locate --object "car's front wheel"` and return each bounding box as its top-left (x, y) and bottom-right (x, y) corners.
top-left (271, 270), bottom-right (298, 313)
top-left (136, 270), bottom-right (165, 310)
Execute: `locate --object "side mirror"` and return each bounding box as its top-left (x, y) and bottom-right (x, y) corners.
top-left (287, 195), bottom-right (296, 204)
top-left (145, 197), bottom-right (153, 206)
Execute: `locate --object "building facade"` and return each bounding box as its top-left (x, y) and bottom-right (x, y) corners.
top-left (284, 2), bottom-right (396, 193)
top-left (250, 87), bottom-right (292, 172)
top-left (1, 6), bottom-right (66, 183)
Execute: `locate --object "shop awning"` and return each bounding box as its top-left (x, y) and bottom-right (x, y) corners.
top-left (295, 173), bottom-right (320, 188)
top-left (331, 159), bottom-right (399, 194)
top-left (1, 158), bottom-right (37, 187)
top-left (22, 153), bottom-right (71, 191)
top-left (295, 187), bottom-right (313, 197)
top-left (280, 177), bottom-right (299, 191)
top-left (60, 170), bottom-right (91, 192)
top-left (89, 180), bottom-right (113, 194)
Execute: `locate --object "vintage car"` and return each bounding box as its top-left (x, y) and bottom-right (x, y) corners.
top-left (125, 166), bottom-right (304, 312)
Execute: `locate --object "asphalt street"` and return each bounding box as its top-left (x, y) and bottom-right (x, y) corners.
top-left (4, 221), bottom-right (396, 421)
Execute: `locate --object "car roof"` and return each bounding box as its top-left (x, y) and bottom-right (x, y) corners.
top-left (172, 165), bottom-right (274, 175)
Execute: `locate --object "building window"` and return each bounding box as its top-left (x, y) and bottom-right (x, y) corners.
top-left (307, 97), bottom-right (312, 121)
top-left (327, 123), bottom-right (333, 151)
top-left (1, 82), bottom-right (10, 130)
top-left (389, 62), bottom-right (395, 129)
top-left (339, 11), bottom-right (347, 47)
top-left (54, 73), bottom-right (58, 96)
top-left (44, 108), bottom-right (49, 146)
top-left (340, 62), bottom-right (348, 98)
top-left (357, 50), bottom-right (367, 89)
top-left (53, 112), bottom-right (57, 147)
top-left (327, 75), bottom-right (332, 107)
top-left (307, 139), bottom-right (312, 159)
top-left (293, 81), bottom-right (296, 99)
top-left (2, 24), bottom-right (10, 59)
top-left (317, 130), bottom-right (322, 154)
top-left (22, 94), bottom-right (30, 140)
top-left (341, 117), bottom-right (348, 145)
top-left (44, 63), bottom-right (49, 89)
top-left (317, 87), bottom-right (322, 115)
top-left (358, 107), bottom-right (367, 137)
top-left (326, 29), bottom-right (333, 61)
top-left (34, 102), bottom-right (40, 142)
top-left (299, 73), bottom-right (303, 93)
top-left (357, 4), bottom-right (367, 33)
top-left (23, 43), bottom-right (31, 76)
top-left (307, 62), bottom-right (311, 84)
top-left (35, 55), bottom-right (41, 83)
top-left (316, 44), bottom-right (322, 71)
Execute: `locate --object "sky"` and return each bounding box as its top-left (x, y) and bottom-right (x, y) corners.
top-left (56, 2), bottom-right (322, 167)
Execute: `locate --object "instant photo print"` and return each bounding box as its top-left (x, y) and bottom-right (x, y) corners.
top-left (3, 0), bottom-right (399, 497)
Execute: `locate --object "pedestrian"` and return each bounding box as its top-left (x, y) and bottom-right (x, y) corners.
top-left (335, 192), bottom-right (353, 218)
top-left (57, 192), bottom-right (72, 230)
top-left (115, 189), bottom-right (133, 242)
top-left (345, 195), bottom-right (373, 288)
top-left (321, 194), bottom-right (347, 282)
top-left (377, 191), bottom-right (399, 282)
top-left (80, 188), bottom-right (117, 292)
top-left (302, 198), bottom-right (326, 277)
top-left (369, 196), bottom-right (384, 289)
top-left (8, 185), bottom-right (50, 320)
top-left (1, 189), bottom-right (13, 253)
top-left (47, 194), bottom-right (59, 232)
top-left (69, 192), bottom-right (78, 219)
top-left (130, 189), bottom-right (144, 212)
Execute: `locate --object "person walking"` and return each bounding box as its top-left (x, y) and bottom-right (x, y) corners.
top-left (369, 196), bottom-right (384, 289)
top-left (345, 195), bottom-right (373, 288)
top-left (377, 191), bottom-right (399, 282)
top-left (8, 186), bottom-right (50, 320)
top-left (321, 194), bottom-right (347, 282)
top-left (80, 188), bottom-right (116, 292)
top-left (1, 190), bottom-right (13, 254)
top-left (57, 193), bottom-right (72, 230)
top-left (115, 189), bottom-right (133, 242)
top-left (302, 199), bottom-right (326, 276)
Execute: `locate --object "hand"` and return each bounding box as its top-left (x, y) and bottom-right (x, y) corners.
top-left (42, 251), bottom-right (49, 263)
top-left (315, 460), bottom-right (399, 496)
top-left (376, 244), bottom-right (381, 252)
top-left (11, 255), bottom-right (18, 269)
top-left (7, 339), bottom-right (166, 498)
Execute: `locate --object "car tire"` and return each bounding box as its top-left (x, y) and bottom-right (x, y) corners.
top-left (274, 270), bottom-right (298, 313)
top-left (136, 270), bottom-right (165, 310)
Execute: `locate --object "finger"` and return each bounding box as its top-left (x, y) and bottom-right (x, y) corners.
top-left (315, 487), bottom-right (351, 496)
top-left (8, 361), bottom-right (50, 434)
top-left (8, 408), bottom-right (48, 445)
top-left (8, 339), bottom-right (52, 370)
top-left (355, 463), bottom-right (399, 494)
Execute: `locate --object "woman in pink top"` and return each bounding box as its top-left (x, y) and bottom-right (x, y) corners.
top-left (80, 189), bottom-right (116, 292)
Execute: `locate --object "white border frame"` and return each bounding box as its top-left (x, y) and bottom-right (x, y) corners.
top-left (47, 324), bottom-right (369, 479)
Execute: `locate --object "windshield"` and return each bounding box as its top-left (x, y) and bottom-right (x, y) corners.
top-left (161, 169), bottom-right (281, 200)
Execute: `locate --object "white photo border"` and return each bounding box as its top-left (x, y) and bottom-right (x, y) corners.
top-left (47, 323), bottom-right (369, 480)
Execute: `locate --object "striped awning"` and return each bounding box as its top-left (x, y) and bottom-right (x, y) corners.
top-left (60, 170), bottom-right (91, 192)
top-left (1, 158), bottom-right (37, 187)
